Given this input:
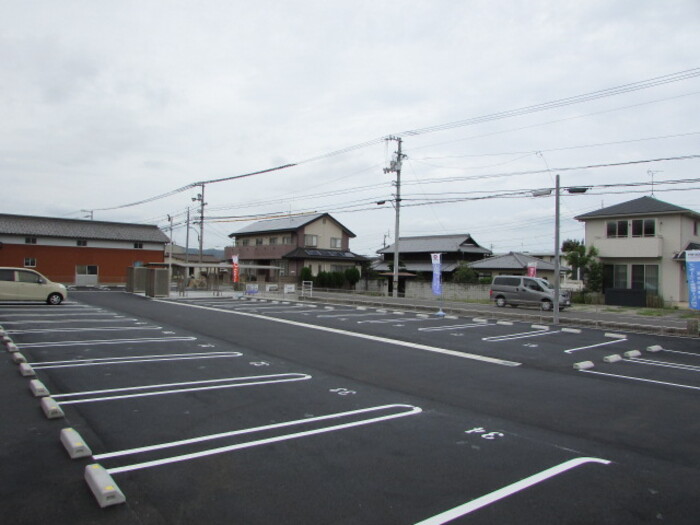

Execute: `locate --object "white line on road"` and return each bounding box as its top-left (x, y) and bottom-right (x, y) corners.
top-left (18, 336), bottom-right (197, 348)
top-left (29, 351), bottom-right (242, 369)
top-left (357, 317), bottom-right (444, 325)
top-left (419, 323), bottom-right (490, 332)
top-left (105, 404), bottom-right (421, 475)
top-left (579, 369), bottom-right (700, 391)
top-left (563, 338), bottom-right (627, 354)
top-left (54, 373), bottom-right (311, 404)
top-left (414, 457), bottom-right (610, 524)
top-left (0, 318), bottom-right (139, 325)
top-left (624, 357), bottom-right (700, 372)
top-left (156, 300), bottom-right (521, 367)
top-left (483, 330), bottom-right (560, 342)
top-left (6, 325), bottom-right (162, 335)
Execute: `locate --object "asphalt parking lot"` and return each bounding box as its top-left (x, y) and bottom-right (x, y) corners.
top-left (1, 291), bottom-right (699, 524)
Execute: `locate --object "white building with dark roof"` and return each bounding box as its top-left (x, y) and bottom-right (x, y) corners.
top-left (0, 213), bottom-right (169, 285)
top-left (575, 196), bottom-right (700, 306)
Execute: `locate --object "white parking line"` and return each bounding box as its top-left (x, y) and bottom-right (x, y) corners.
top-left (104, 404), bottom-right (422, 475)
top-left (29, 351), bottom-right (242, 369)
top-left (483, 330), bottom-right (560, 342)
top-left (624, 357), bottom-right (700, 373)
top-left (358, 317), bottom-right (444, 325)
top-left (419, 323), bottom-right (490, 332)
top-left (6, 325), bottom-right (162, 335)
top-left (579, 369), bottom-right (700, 391)
top-left (0, 318), bottom-right (139, 325)
top-left (18, 336), bottom-right (197, 348)
top-left (414, 457), bottom-right (610, 524)
top-left (156, 299), bottom-right (521, 367)
top-left (317, 312), bottom-right (386, 318)
top-left (54, 373), bottom-right (312, 404)
top-left (563, 339), bottom-right (627, 354)
top-left (0, 312), bottom-right (119, 318)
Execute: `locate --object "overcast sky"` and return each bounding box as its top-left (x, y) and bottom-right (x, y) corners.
top-left (2, 1), bottom-right (699, 256)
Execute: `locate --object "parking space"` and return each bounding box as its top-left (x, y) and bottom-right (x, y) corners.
top-left (2, 292), bottom-right (699, 523)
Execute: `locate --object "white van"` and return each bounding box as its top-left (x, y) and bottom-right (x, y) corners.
top-left (490, 275), bottom-right (570, 311)
top-left (0, 267), bottom-right (67, 305)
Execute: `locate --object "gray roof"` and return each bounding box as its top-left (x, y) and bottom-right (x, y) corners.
top-left (575, 196), bottom-right (700, 221)
top-left (468, 252), bottom-right (570, 272)
top-left (231, 213), bottom-right (355, 237)
top-left (377, 234), bottom-right (491, 255)
top-left (0, 214), bottom-right (170, 243)
top-left (373, 261), bottom-right (459, 272)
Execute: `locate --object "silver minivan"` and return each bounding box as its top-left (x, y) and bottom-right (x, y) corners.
top-left (0, 267), bottom-right (67, 305)
top-left (490, 275), bottom-right (570, 311)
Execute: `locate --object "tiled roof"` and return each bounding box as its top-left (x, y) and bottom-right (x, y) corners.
top-left (283, 247), bottom-right (367, 262)
top-left (231, 213), bottom-right (356, 237)
top-left (377, 234), bottom-right (491, 255)
top-left (468, 251), bottom-right (570, 272)
top-left (0, 214), bottom-right (169, 243)
top-left (575, 196), bottom-right (699, 220)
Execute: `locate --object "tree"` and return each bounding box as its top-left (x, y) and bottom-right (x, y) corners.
top-left (452, 262), bottom-right (479, 284)
top-left (562, 239), bottom-right (601, 291)
top-left (300, 267), bottom-right (313, 282)
top-left (344, 267), bottom-right (361, 287)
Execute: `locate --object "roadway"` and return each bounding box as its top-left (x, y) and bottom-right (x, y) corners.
top-left (1, 291), bottom-right (698, 524)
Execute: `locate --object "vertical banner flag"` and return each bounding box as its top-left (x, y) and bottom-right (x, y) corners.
top-left (232, 255), bottom-right (240, 283)
top-left (431, 253), bottom-right (442, 296)
top-left (527, 262), bottom-right (537, 277)
top-left (687, 250), bottom-right (700, 311)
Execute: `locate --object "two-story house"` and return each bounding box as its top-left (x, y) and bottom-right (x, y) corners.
top-left (226, 213), bottom-right (366, 283)
top-left (575, 196), bottom-right (700, 306)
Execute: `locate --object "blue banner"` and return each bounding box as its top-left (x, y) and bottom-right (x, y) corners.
top-left (431, 253), bottom-right (442, 296)
top-left (687, 250), bottom-right (700, 311)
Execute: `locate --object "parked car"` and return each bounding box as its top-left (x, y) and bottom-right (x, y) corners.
top-left (489, 275), bottom-right (570, 311)
top-left (0, 267), bottom-right (67, 305)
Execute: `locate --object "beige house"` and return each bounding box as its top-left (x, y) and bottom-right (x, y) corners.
top-left (226, 213), bottom-right (366, 283)
top-left (575, 196), bottom-right (700, 306)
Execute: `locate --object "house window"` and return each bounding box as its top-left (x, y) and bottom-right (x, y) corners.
top-left (305, 235), bottom-right (318, 247)
top-left (77, 239), bottom-right (88, 247)
top-left (632, 219), bottom-right (655, 237)
top-left (331, 237), bottom-right (342, 249)
top-left (694, 220), bottom-right (698, 236)
top-left (134, 242), bottom-right (144, 249)
top-left (256, 238), bottom-right (263, 246)
top-left (613, 264), bottom-right (627, 288)
top-left (282, 236), bottom-right (292, 244)
top-left (632, 264), bottom-right (659, 294)
top-left (241, 239), bottom-right (250, 246)
top-left (24, 258), bottom-right (37, 268)
top-left (269, 237), bottom-right (278, 245)
top-left (76, 265), bottom-right (98, 276)
top-left (25, 237), bottom-right (37, 244)
top-left (606, 221), bottom-right (628, 238)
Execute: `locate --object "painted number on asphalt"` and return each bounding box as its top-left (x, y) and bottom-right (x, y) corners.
top-left (330, 388), bottom-right (357, 396)
top-left (465, 427), bottom-right (505, 440)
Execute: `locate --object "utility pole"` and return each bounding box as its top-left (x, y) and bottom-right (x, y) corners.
top-left (384, 137), bottom-right (405, 298)
top-left (554, 174), bottom-right (561, 324)
top-left (185, 208), bottom-right (191, 265)
top-left (192, 185), bottom-right (206, 264)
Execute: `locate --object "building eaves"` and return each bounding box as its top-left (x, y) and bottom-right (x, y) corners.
top-left (575, 196), bottom-right (699, 221)
top-left (377, 234), bottom-right (491, 255)
top-left (230, 213), bottom-right (356, 238)
top-left (283, 247), bottom-right (367, 262)
top-left (0, 214), bottom-right (169, 243)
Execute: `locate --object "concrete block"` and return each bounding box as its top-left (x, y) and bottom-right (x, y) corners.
top-left (604, 333), bottom-right (627, 339)
top-left (40, 397), bottom-right (64, 419)
top-left (12, 352), bottom-right (27, 364)
top-left (646, 345), bottom-right (663, 352)
top-left (624, 350), bottom-right (642, 358)
top-left (1, 335), bottom-right (11, 344)
top-left (29, 379), bottom-right (50, 397)
top-left (5, 342), bottom-right (18, 352)
top-left (562, 328), bottom-right (582, 334)
top-left (473, 318), bottom-right (489, 324)
top-left (60, 428), bottom-right (92, 459)
top-left (84, 464), bottom-right (126, 508)
top-left (18, 363), bottom-right (35, 377)
top-left (532, 324), bottom-right (550, 330)
top-left (603, 354), bottom-right (622, 363)
top-left (497, 320), bottom-right (513, 326)
top-left (573, 361), bottom-right (595, 370)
